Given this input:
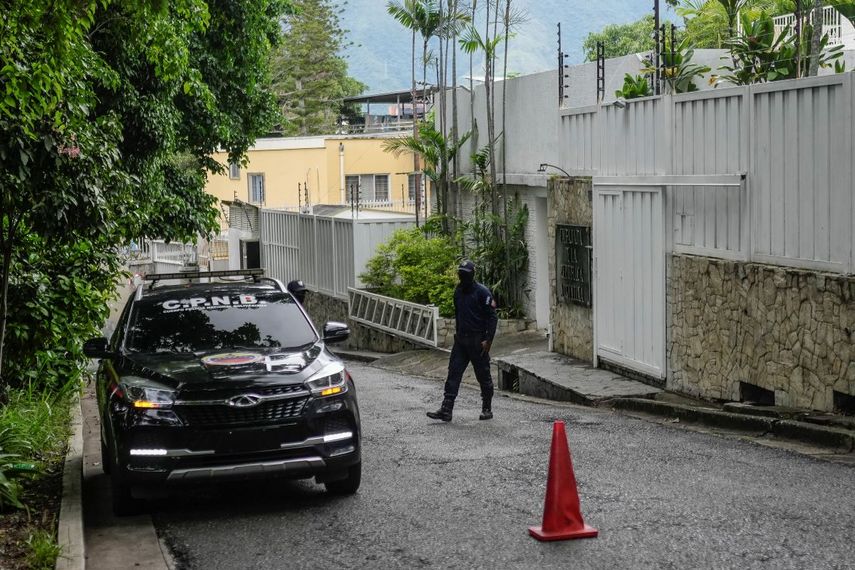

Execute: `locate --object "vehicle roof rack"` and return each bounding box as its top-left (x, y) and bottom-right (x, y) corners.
top-left (144, 268), bottom-right (265, 288)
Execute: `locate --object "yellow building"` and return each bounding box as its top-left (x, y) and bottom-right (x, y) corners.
top-left (207, 133), bottom-right (427, 216)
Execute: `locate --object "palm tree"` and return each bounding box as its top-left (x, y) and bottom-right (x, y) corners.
top-left (387, 0), bottom-right (427, 225)
top-left (383, 122), bottom-right (471, 229)
top-left (459, 23), bottom-right (505, 218)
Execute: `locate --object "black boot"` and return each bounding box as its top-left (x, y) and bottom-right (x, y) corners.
top-left (479, 396), bottom-right (493, 420)
top-left (427, 398), bottom-right (454, 422)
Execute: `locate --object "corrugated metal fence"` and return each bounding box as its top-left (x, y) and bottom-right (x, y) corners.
top-left (259, 209), bottom-right (415, 299)
top-left (559, 73), bottom-right (855, 273)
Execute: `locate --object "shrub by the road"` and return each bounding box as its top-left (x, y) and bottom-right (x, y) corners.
top-left (360, 223), bottom-right (458, 317)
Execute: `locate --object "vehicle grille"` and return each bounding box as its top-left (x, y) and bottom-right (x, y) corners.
top-left (176, 398), bottom-right (309, 427)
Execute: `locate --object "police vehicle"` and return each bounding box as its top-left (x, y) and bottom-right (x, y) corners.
top-left (84, 269), bottom-right (361, 515)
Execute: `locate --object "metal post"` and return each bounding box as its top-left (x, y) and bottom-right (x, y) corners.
top-left (557, 23), bottom-right (563, 106)
top-left (795, 0), bottom-right (802, 78)
top-left (653, 0), bottom-right (661, 95)
top-left (596, 42), bottom-right (605, 104)
top-left (298, 182), bottom-right (302, 211)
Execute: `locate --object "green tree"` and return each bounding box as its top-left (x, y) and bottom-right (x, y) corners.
top-left (583, 15), bottom-right (659, 61)
top-left (676, 0), bottom-right (792, 48)
top-left (271, 0), bottom-right (365, 136)
top-left (0, 0), bottom-right (290, 392)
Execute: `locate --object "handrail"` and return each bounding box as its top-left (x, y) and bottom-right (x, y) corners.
top-left (347, 288), bottom-right (439, 347)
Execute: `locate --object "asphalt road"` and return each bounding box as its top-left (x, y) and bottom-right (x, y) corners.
top-left (153, 363), bottom-right (855, 570)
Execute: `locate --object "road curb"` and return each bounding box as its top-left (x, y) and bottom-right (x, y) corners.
top-left (612, 397), bottom-right (855, 452)
top-left (56, 394), bottom-right (85, 570)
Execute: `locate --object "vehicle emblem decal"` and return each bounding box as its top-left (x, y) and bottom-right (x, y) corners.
top-left (201, 352), bottom-right (264, 367)
top-left (227, 394), bottom-right (262, 408)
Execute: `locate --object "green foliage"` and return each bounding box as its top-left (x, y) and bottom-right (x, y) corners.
top-left (455, 146), bottom-right (529, 317)
top-left (583, 15), bottom-right (675, 61)
top-left (5, 233), bottom-right (119, 390)
top-left (714, 11), bottom-right (844, 85)
top-left (643, 41), bottom-right (711, 94)
top-left (460, 198), bottom-right (529, 317)
top-left (0, 0), bottom-right (290, 391)
top-left (0, 386), bottom-right (73, 511)
top-left (677, 0), bottom-right (797, 48)
top-left (615, 74), bottom-right (652, 99)
top-left (383, 121), bottom-right (470, 224)
top-left (360, 224), bottom-right (459, 316)
top-left (25, 529), bottom-right (62, 570)
top-left (829, 0), bottom-right (855, 28)
top-left (272, 0), bottom-right (365, 136)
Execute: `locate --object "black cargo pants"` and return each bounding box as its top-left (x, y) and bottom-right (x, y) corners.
top-left (443, 334), bottom-right (494, 403)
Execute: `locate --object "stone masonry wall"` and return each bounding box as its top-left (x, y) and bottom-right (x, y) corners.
top-left (547, 177), bottom-right (594, 362)
top-left (669, 254), bottom-right (855, 412)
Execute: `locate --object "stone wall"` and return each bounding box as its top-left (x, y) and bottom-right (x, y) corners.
top-left (547, 177), bottom-right (594, 362)
top-left (435, 317), bottom-right (538, 348)
top-left (668, 254), bottom-right (855, 412)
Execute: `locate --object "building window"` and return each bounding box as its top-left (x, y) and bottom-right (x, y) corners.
top-left (248, 173), bottom-right (265, 204)
top-left (408, 173), bottom-right (422, 202)
top-left (374, 174), bottom-right (390, 202)
top-left (345, 174), bottom-right (391, 203)
top-left (229, 162), bottom-right (240, 180)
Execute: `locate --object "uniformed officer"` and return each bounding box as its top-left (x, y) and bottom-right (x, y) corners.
top-left (427, 260), bottom-right (498, 422)
top-left (287, 280), bottom-right (308, 305)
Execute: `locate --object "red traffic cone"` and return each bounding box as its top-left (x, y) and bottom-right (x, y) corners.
top-left (529, 421), bottom-right (598, 541)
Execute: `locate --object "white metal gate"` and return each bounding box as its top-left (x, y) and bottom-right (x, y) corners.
top-left (593, 183), bottom-right (665, 379)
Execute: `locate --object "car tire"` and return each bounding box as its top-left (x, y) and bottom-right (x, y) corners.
top-left (324, 462), bottom-right (361, 495)
top-left (110, 450), bottom-right (144, 516)
top-left (100, 437), bottom-right (111, 474)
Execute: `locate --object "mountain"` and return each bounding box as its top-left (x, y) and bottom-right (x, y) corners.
top-left (340, 0), bottom-right (676, 94)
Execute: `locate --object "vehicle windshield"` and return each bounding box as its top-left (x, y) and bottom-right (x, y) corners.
top-left (126, 291), bottom-right (317, 354)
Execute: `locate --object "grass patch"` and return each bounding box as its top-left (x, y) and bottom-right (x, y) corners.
top-left (25, 528), bottom-right (62, 569)
top-left (0, 381), bottom-right (77, 569)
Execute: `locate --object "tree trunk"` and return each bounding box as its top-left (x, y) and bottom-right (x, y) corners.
top-left (451, 0), bottom-right (460, 230)
top-left (808, 0), bottom-right (824, 77)
top-left (423, 38), bottom-right (430, 217)
top-left (502, 0), bottom-right (512, 308)
top-left (0, 217), bottom-right (17, 389)
top-left (412, 29), bottom-right (420, 228)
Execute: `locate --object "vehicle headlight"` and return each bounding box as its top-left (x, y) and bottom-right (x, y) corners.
top-left (305, 364), bottom-right (348, 397)
top-left (119, 377), bottom-right (175, 409)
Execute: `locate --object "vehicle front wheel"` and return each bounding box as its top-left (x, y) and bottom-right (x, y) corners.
top-left (100, 437), bottom-right (111, 474)
top-left (110, 454), bottom-right (144, 516)
top-left (324, 462), bottom-right (361, 495)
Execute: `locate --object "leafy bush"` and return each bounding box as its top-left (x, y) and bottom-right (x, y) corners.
top-left (715, 11), bottom-right (844, 85)
top-left (360, 223), bottom-right (459, 317)
top-left (5, 231), bottom-right (120, 392)
top-left (615, 73), bottom-right (652, 100)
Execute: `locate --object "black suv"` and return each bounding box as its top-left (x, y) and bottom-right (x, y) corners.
top-left (84, 269), bottom-right (361, 515)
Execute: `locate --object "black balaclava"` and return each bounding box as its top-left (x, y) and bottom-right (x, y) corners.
top-left (457, 260), bottom-right (475, 291)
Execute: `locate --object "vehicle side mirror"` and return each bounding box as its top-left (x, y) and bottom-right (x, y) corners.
top-left (83, 337), bottom-right (113, 359)
top-left (322, 322), bottom-right (350, 344)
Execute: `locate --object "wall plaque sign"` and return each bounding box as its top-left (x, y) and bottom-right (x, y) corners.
top-left (556, 224), bottom-right (592, 307)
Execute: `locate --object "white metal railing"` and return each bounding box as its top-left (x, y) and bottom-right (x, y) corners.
top-left (347, 287), bottom-right (439, 347)
top-left (141, 239), bottom-right (197, 266)
top-left (771, 6), bottom-right (855, 48)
